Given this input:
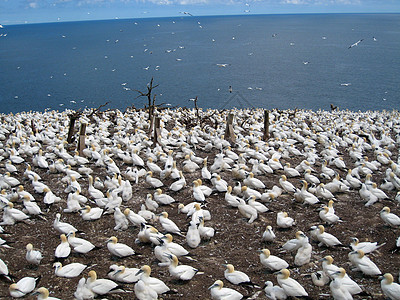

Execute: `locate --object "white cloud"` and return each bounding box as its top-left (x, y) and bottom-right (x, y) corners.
top-left (28, 1), bottom-right (38, 8)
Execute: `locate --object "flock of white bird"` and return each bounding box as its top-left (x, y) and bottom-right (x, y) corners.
top-left (0, 107), bottom-right (399, 299)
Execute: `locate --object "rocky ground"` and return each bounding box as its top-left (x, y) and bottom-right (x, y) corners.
top-left (0, 107), bottom-right (399, 299)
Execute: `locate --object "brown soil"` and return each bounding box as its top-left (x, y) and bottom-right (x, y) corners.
top-left (0, 108), bottom-right (399, 299)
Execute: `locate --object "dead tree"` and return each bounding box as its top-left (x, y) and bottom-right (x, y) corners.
top-left (134, 77), bottom-right (159, 122)
top-left (67, 110), bottom-right (82, 144)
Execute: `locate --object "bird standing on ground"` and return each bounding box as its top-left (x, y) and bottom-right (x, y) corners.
top-left (26, 243), bottom-right (43, 267)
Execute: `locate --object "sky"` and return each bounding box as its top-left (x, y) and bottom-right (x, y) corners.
top-left (1, 0), bottom-right (399, 25)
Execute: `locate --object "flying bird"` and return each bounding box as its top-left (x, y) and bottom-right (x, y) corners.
top-left (180, 11), bottom-right (193, 16)
top-left (348, 39), bottom-right (364, 49)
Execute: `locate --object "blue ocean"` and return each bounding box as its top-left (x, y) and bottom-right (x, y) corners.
top-left (1, 14), bottom-right (399, 114)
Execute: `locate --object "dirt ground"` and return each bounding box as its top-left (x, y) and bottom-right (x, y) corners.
top-left (0, 108), bottom-right (399, 299)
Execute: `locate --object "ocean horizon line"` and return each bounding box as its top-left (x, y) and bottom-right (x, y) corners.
top-left (3, 12), bottom-right (400, 27)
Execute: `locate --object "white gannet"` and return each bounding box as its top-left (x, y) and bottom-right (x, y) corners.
top-left (294, 236), bottom-right (312, 266)
top-left (165, 253), bottom-right (198, 280)
top-left (276, 268), bottom-right (308, 297)
top-left (238, 198), bottom-right (258, 224)
top-left (53, 213), bottom-right (78, 234)
top-left (80, 205), bottom-right (103, 221)
top-left (350, 237), bottom-right (385, 254)
top-left (279, 175), bottom-right (296, 193)
top-left (146, 171), bottom-right (163, 188)
top-left (192, 180), bottom-right (205, 202)
top-left (310, 225), bottom-right (342, 247)
top-left (186, 220), bottom-right (201, 248)
top-left (259, 249), bottom-right (289, 271)
top-left (316, 183), bottom-right (335, 201)
top-left (55, 234), bottom-right (71, 259)
top-left (134, 278), bottom-right (158, 300)
top-left (212, 174), bottom-right (228, 192)
top-left (88, 175), bottom-right (104, 199)
top-left (182, 154), bottom-right (200, 173)
top-left (319, 206), bottom-right (341, 224)
top-left (380, 207), bottom-right (400, 227)
top-left (264, 280), bottom-right (287, 300)
top-left (348, 249), bottom-right (381, 276)
top-left (86, 270), bottom-right (122, 296)
top-left (124, 208), bottom-right (146, 226)
top-left (296, 180), bottom-right (320, 205)
top-left (348, 38), bottom-right (364, 49)
top-left (241, 185), bottom-right (261, 199)
top-left (196, 179), bottom-right (213, 197)
top-left (43, 187), bottom-right (61, 206)
top-left (0, 258), bottom-right (11, 281)
top-left (26, 243), bottom-right (43, 266)
top-left (304, 169), bottom-right (320, 185)
top-left (108, 265), bottom-right (140, 283)
top-left (282, 231), bottom-right (306, 252)
top-left (225, 186), bottom-right (240, 207)
top-left (283, 162), bottom-right (301, 177)
top-left (139, 204), bottom-right (156, 222)
top-left (320, 255), bottom-right (362, 295)
top-left (262, 225), bottom-right (276, 243)
top-left (198, 216), bottom-right (215, 240)
top-left (276, 211), bottom-right (295, 228)
top-left (74, 277), bottom-right (95, 300)
top-left (137, 224), bottom-right (164, 245)
top-left (158, 211), bottom-right (183, 236)
top-left (201, 157), bottom-right (212, 180)
top-left (147, 157), bottom-right (162, 174)
top-left (107, 236), bottom-right (135, 258)
top-left (9, 276), bottom-right (40, 297)
top-left (209, 279), bottom-right (243, 300)
top-left (190, 202), bottom-right (211, 223)
top-left (135, 265), bottom-right (170, 295)
top-left (1, 202), bottom-right (30, 225)
top-left (33, 287), bottom-right (61, 300)
top-left (154, 188), bottom-right (175, 205)
top-left (162, 234), bottom-right (189, 257)
top-left (247, 195), bottom-right (269, 213)
top-left (67, 231), bottom-right (96, 254)
top-left (380, 273), bottom-right (400, 300)
top-left (223, 263), bottom-right (253, 286)
top-left (53, 262), bottom-right (87, 278)
top-left (169, 171), bottom-right (186, 192)
top-left (243, 172), bottom-right (265, 189)
top-left (114, 207), bottom-right (129, 231)
top-left (330, 268), bottom-right (353, 300)
top-left (311, 271), bottom-right (330, 287)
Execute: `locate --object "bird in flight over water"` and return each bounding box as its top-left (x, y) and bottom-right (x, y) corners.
top-left (348, 39), bottom-right (363, 49)
top-left (180, 11), bottom-right (193, 16)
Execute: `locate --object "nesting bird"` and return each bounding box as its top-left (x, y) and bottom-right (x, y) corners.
top-left (275, 268), bottom-right (308, 297)
top-left (107, 236), bottom-right (135, 258)
top-left (380, 207), bottom-right (400, 227)
top-left (209, 279), bottom-right (243, 300)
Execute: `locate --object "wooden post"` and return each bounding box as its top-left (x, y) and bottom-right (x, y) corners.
top-left (148, 112), bottom-right (154, 136)
top-left (31, 120), bottom-right (37, 135)
top-left (153, 116), bottom-right (161, 145)
top-left (77, 123), bottom-right (87, 156)
top-left (67, 116), bottom-right (77, 143)
top-left (224, 113), bottom-right (236, 143)
top-left (263, 110), bottom-right (270, 141)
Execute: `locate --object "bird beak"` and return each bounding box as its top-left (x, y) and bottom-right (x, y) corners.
top-left (135, 269), bottom-right (144, 276)
top-left (208, 283), bottom-right (218, 290)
